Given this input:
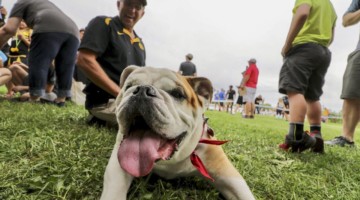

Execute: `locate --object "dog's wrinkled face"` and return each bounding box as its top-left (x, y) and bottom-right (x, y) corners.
top-left (115, 66), bottom-right (212, 178)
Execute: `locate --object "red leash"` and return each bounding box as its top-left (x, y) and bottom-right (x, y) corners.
top-left (190, 118), bottom-right (228, 182)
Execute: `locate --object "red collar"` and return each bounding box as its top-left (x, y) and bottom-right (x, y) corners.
top-left (190, 117), bottom-right (228, 182)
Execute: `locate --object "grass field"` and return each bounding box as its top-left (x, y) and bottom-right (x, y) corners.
top-left (0, 98), bottom-right (360, 200)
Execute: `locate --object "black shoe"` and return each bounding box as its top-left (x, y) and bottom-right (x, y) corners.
top-left (40, 98), bottom-right (65, 107)
top-left (325, 136), bottom-right (355, 147)
top-left (279, 131), bottom-right (316, 153)
top-left (309, 131), bottom-right (324, 153)
top-left (86, 115), bottom-right (106, 127)
top-left (55, 101), bottom-right (65, 107)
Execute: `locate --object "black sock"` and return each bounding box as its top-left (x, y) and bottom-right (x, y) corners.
top-left (288, 123), bottom-right (304, 140)
top-left (310, 125), bottom-right (321, 133)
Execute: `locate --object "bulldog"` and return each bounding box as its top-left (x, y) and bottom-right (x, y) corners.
top-left (100, 66), bottom-right (255, 200)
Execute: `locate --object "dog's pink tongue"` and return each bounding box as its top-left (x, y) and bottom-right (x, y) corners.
top-left (118, 130), bottom-right (162, 177)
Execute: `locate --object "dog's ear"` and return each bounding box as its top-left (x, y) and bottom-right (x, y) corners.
top-left (186, 77), bottom-right (213, 102)
top-left (119, 65), bottom-right (139, 88)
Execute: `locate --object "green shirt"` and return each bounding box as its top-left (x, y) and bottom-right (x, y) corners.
top-left (292, 0), bottom-right (337, 47)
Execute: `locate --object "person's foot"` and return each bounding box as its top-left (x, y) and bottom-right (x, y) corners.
top-left (309, 131), bottom-right (324, 153)
top-left (324, 136), bottom-right (355, 147)
top-left (39, 98), bottom-right (65, 107)
top-left (279, 131), bottom-right (317, 153)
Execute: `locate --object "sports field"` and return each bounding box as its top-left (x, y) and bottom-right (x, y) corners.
top-left (0, 99), bottom-right (359, 200)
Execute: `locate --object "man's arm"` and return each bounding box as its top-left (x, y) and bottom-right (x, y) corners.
top-left (281, 4), bottom-right (311, 57)
top-left (329, 24), bottom-right (336, 45)
top-left (0, 17), bottom-right (21, 48)
top-left (240, 74), bottom-right (250, 89)
top-left (77, 49), bottom-right (120, 97)
top-left (178, 64), bottom-right (183, 75)
top-left (343, 9), bottom-right (360, 27)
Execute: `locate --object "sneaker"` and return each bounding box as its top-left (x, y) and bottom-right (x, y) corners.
top-left (325, 136), bottom-right (355, 147)
top-left (39, 99), bottom-right (66, 107)
top-left (279, 131), bottom-right (316, 153)
top-left (309, 131), bottom-right (324, 153)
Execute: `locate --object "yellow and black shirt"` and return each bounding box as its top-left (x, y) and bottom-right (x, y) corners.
top-left (79, 16), bottom-right (146, 109)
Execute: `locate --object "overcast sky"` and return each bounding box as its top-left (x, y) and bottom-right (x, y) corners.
top-left (2, 0), bottom-right (357, 111)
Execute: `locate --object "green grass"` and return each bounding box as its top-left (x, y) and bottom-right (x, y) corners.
top-left (0, 99), bottom-right (360, 200)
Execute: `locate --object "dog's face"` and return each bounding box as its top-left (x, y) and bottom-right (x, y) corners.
top-left (115, 66), bottom-right (212, 178)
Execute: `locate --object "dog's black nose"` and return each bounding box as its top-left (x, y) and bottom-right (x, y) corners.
top-left (133, 85), bottom-right (157, 97)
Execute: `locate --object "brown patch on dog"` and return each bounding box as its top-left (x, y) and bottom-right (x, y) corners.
top-left (204, 142), bottom-right (243, 178)
top-left (175, 74), bottom-right (213, 110)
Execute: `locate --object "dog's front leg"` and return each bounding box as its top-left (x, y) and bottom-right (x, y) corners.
top-left (203, 146), bottom-right (255, 200)
top-left (213, 175), bottom-right (255, 200)
top-left (101, 143), bottom-right (133, 200)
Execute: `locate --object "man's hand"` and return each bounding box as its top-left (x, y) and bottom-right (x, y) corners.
top-left (281, 43), bottom-right (292, 58)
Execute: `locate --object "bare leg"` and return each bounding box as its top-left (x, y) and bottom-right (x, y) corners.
top-left (0, 68), bottom-right (12, 86)
top-left (45, 83), bottom-right (54, 93)
top-left (9, 64), bottom-right (28, 85)
top-left (288, 92), bottom-right (306, 123)
top-left (341, 99), bottom-right (360, 142)
top-left (250, 103), bottom-right (255, 116)
top-left (306, 100), bottom-right (322, 125)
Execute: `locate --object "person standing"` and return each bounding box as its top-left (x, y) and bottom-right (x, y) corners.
top-left (254, 95), bottom-right (263, 115)
top-left (225, 85), bottom-right (236, 113)
top-left (0, 0), bottom-right (80, 106)
top-left (325, 0), bottom-right (360, 147)
top-left (239, 58), bottom-right (259, 119)
top-left (278, 0), bottom-right (337, 153)
top-left (178, 53), bottom-right (197, 76)
top-left (218, 88), bottom-right (225, 111)
top-left (77, 0), bottom-right (147, 126)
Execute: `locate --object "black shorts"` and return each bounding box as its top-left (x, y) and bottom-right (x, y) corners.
top-left (279, 43), bottom-right (331, 101)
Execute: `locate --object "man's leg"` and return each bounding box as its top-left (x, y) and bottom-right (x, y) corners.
top-left (251, 103), bottom-right (255, 117)
top-left (324, 99), bottom-right (359, 147)
top-left (306, 100), bottom-right (324, 152)
top-left (279, 92), bottom-right (316, 152)
top-left (289, 92), bottom-right (307, 123)
top-left (342, 99), bottom-right (360, 142)
top-left (306, 100), bottom-right (322, 125)
top-left (54, 34), bottom-right (79, 103)
top-left (0, 68), bottom-right (11, 86)
top-left (29, 33), bottom-right (58, 101)
top-left (245, 102), bottom-right (250, 116)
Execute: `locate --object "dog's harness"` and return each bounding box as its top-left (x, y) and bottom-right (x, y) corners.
top-left (190, 117), bottom-right (228, 182)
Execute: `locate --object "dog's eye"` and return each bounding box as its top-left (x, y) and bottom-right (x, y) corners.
top-left (124, 84), bottom-right (132, 91)
top-left (169, 89), bottom-right (186, 100)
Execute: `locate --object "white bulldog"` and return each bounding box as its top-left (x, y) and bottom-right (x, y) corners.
top-left (100, 66), bottom-right (255, 200)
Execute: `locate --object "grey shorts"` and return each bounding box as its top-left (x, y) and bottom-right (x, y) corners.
top-left (341, 50), bottom-right (360, 99)
top-left (279, 43), bottom-right (331, 101)
top-left (243, 87), bottom-right (256, 103)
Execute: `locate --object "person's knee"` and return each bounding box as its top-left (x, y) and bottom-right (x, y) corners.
top-left (1, 68), bottom-right (12, 76)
